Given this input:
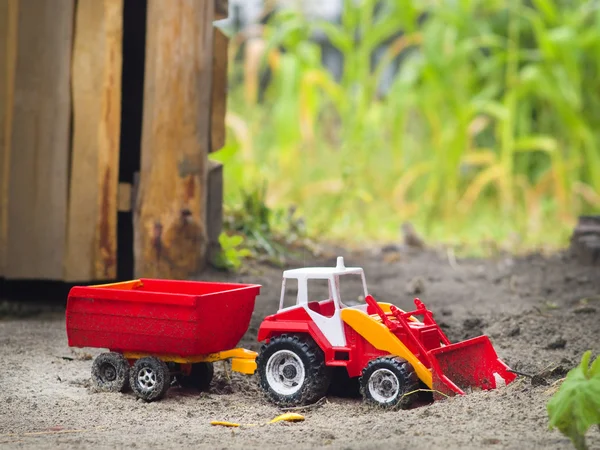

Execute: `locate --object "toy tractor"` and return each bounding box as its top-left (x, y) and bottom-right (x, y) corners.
top-left (256, 257), bottom-right (517, 408)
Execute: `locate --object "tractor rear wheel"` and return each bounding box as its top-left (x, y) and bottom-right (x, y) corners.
top-left (91, 352), bottom-right (130, 393)
top-left (178, 362), bottom-right (214, 392)
top-left (130, 356), bottom-right (172, 402)
top-left (359, 357), bottom-right (419, 409)
top-left (256, 334), bottom-right (332, 406)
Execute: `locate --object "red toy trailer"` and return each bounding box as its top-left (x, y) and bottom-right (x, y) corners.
top-left (66, 278), bottom-right (261, 401)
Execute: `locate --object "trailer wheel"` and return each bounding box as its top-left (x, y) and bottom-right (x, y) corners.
top-left (179, 362), bottom-right (214, 392)
top-left (256, 334), bottom-right (332, 406)
top-left (359, 357), bottom-right (419, 409)
top-left (130, 357), bottom-right (171, 402)
top-left (91, 352), bottom-right (130, 393)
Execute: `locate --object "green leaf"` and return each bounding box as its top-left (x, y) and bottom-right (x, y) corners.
top-left (590, 355), bottom-right (600, 377)
top-left (476, 101), bottom-right (509, 121)
top-left (226, 235), bottom-right (244, 248)
top-left (514, 136), bottom-right (557, 153)
top-left (532, 0), bottom-right (558, 24)
top-left (547, 351), bottom-right (600, 450)
top-left (214, 232), bottom-right (251, 272)
top-left (312, 20), bottom-right (353, 55)
top-left (237, 249), bottom-right (253, 258)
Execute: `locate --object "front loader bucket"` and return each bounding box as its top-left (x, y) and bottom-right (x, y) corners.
top-left (428, 335), bottom-right (517, 399)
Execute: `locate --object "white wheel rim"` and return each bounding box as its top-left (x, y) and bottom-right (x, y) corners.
top-left (265, 350), bottom-right (306, 396)
top-left (368, 368), bottom-right (400, 404)
top-left (137, 367), bottom-right (157, 391)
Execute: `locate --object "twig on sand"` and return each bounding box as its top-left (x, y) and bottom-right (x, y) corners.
top-left (507, 369), bottom-right (534, 378)
top-left (508, 369), bottom-right (549, 386)
top-left (509, 362), bottom-right (568, 387)
top-left (0, 427), bottom-right (106, 438)
top-left (391, 388), bottom-right (450, 410)
top-left (532, 306), bottom-right (552, 318)
top-left (401, 388), bottom-right (449, 401)
top-left (280, 396), bottom-right (327, 412)
top-left (543, 377), bottom-right (566, 396)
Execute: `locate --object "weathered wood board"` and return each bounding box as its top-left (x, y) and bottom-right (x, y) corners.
top-left (64, 0), bottom-right (123, 282)
top-left (211, 0), bottom-right (228, 152)
top-left (210, 26), bottom-right (229, 153)
top-left (0, 0), bottom-right (18, 278)
top-left (134, 0), bottom-right (215, 279)
top-left (5, 0), bottom-right (74, 279)
top-left (206, 160), bottom-right (223, 263)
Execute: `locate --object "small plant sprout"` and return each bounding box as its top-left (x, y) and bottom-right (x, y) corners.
top-left (213, 233), bottom-right (252, 271)
top-left (547, 351), bottom-right (600, 450)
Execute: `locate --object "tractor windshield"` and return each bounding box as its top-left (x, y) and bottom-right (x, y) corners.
top-left (333, 272), bottom-right (369, 308)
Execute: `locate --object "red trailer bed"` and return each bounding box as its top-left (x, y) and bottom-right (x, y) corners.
top-left (66, 279), bottom-right (261, 357)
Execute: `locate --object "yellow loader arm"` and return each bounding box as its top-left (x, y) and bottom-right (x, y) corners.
top-left (340, 308), bottom-right (433, 388)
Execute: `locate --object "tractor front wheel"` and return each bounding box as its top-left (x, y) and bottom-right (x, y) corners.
top-left (257, 334), bottom-right (332, 407)
top-left (360, 357), bottom-right (419, 409)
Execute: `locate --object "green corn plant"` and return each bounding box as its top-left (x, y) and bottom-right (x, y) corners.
top-left (547, 351), bottom-right (600, 450)
top-left (217, 0), bottom-right (600, 253)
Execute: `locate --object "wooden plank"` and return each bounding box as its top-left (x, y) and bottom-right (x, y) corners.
top-left (210, 26), bottom-right (229, 153)
top-left (134, 0), bottom-right (215, 279)
top-left (206, 160), bottom-right (223, 263)
top-left (5, 0), bottom-right (74, 280)
top-left (207, 0), bottom-right (228, 258)
top-left (0, 0), bottom-right (18, 278)
top-left (64, 0), bottom-right (123, 282)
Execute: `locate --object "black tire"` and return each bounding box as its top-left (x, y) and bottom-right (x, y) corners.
top-left (359, 357), bottom-right (419, 409)
top-left (179, 362), bottom-right (214, 392)
top-left (256, 334), bottom-right (332, 406)
top-left (91, 352), bottom-right (130, 393)
top-left (130, 357), bottom-right (172, 402)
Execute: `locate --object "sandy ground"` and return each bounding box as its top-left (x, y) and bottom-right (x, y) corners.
top-left (1, 247), bottom-right (599, 449)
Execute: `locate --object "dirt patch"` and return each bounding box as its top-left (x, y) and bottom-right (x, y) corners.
top-left (1, 248), bottom-right (599, 449)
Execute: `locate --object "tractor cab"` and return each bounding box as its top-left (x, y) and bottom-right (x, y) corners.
top-left (279, 256), bottom-right (368, 310)
top-left (270, 257), bottom-right (368, 347)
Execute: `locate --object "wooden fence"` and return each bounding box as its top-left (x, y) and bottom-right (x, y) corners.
top-left (0, 0), bottom-right (228, 282)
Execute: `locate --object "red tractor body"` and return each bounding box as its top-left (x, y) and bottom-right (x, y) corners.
top-left (256, 257), bottom-right (516, 406)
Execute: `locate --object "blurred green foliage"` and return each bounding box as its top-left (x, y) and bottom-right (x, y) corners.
top-left (211, 0), bottom-right (600, 255)
top-left (212, 233), bottom-right (252, 271)
top-left (547, 350), bottom-right (600, 450)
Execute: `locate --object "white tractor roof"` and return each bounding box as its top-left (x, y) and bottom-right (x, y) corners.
top-left (283, 257), bottom-right (364, 279)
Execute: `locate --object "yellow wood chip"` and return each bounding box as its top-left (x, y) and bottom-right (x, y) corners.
top-left (210, 421), bottom-right (241, 427)
top-left (211, 413), bottom-right (305, 428)
top-left (269, 413), bottom-right (305, 423)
